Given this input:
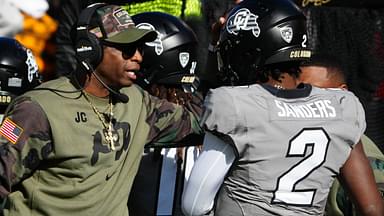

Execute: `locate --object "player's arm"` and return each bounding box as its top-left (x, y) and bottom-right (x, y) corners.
top-left (181, 132), bottom-right (236, 216)
top-left (339, 140), bottom-right (384, 216)
top-left (143, 89), bottom-right (204, 148)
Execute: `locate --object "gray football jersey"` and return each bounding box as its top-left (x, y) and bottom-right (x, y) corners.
top-left (201, 84), bottom-right (366, 216)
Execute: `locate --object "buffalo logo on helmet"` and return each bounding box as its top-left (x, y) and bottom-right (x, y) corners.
top-left (136, 23), bottom-right (164, 55)
top-left (226, 8), bottom-right (260, 38)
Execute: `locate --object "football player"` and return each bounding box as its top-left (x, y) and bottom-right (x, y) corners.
top-left (0, 37), bottom-right (41, 120)
top-left (129, 12), bottom-right (202, 216)
top-left (298, 53), bottom-right (384, 216)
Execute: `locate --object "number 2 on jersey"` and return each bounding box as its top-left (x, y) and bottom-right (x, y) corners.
top-left (272, 128), bottom-right (330, 206)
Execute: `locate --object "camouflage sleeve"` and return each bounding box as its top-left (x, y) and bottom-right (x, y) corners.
top-left (0, 97), bottom-right (52, 199)
top-left (144, 91), bottom-right (204, 148)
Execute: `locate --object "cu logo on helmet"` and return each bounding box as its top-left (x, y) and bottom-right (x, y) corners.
top-left (226, 8), bottom-right (260, 38)
top-left (136, 23), bottom-right (164, 55)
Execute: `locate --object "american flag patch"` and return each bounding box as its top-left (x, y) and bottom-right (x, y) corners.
top-left (0, 118), bottom-right (23, 144)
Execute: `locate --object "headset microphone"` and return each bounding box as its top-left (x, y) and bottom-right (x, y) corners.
top-left (91, 70), bottom-right (129, 103)
top-left (75, 56), bottom-right (130, 103)
top-left (110, 88), bottom-right (129, 103)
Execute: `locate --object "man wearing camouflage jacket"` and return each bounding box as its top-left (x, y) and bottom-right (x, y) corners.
top-left (0, 4), bottom-right (203, 216)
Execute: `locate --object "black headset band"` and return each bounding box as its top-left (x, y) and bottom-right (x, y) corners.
top-left (77, 3), bottom-right (107, 27)
top-left (75, 3), bottom-right (109, 73)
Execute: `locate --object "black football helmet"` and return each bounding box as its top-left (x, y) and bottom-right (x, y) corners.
top-left (132, 12), bottom-right (199, 93)
top-left (0, 37), bottom-right (41, 109)
top-left (217, 0), bottom-right (312, 86)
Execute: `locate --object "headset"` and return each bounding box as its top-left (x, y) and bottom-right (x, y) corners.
top-left (74, 3), bottom-right (129, 103)
top-left (75, 3), bottom-right (107, 74)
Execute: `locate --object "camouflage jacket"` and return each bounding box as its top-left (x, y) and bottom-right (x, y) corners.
top-left (0, 76), bottom-right (203, 216)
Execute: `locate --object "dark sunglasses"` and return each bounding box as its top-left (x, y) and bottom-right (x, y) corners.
top-left (103, 42), bottom-right (144, 59)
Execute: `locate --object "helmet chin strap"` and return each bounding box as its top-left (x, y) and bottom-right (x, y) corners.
top-left (227, 66), bottom-right (240, 86)
top-left (136, 65), bottom-right (164, 88)
top-left (218, 40), bottom-right (240, 86)
top-left (218, 38), bottom-right (265, 86)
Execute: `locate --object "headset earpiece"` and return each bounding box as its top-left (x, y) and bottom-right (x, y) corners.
top-left (75, 3), bottom-right (106, 74)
